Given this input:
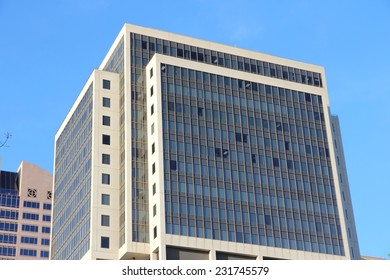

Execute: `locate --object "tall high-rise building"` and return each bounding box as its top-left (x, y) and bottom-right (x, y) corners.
top-left (51, 24), bottom-right (360, 260)
top-left (0, 161), bottom-right (52, 259)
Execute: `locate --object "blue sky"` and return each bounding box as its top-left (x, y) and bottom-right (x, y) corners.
top-left (0, 0), bottom-right (389, 259)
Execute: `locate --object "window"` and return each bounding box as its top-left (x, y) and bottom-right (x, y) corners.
top-left (103, 79), bottom-right (111, 89)
top-left (103, 97), bottom-right (111, 108)
top-left (151, 104), bottom-right (154, 115)
top-left (0, 210), bottom-right (18, 220)
top-left (22, 213), bottom-right (39, 220)
top-left (153, 226), bottom-right (157, 239)
top-left (152, 183), bottom-right (156, 195)
top-left (23, 201), bottom-right (40, 209)
top-left (101, 194), bottom-right (110, 205)
top-left (21, 237), bottom-right (38, 244)
top-left (273, 158), bottom-right (279, 167)
top-left (102, 173), bottom-right (110, 185)
top-left (150, 68), bottom-right (153, 78)
top-left (152, 163), bottom-right (156, 174)
top-left (101, 215), bottom-right (110, 227)
top-left (40, 251), bottom-right (49, 258)
top-left (102, 134), bottom-right (110, 145)
top-left (223, 149), bottom-right (229, 158)
top-left (150, 86), bottom-right (154, 97)
top-left (20, 249), bottom-right (37, 257)
top-left (43, 203), bottom-right (51, 210)
top-left (168, 102), bottom-right (175, 111)
top-left (101, 236), bottom-right (109, 249)
top-left (102, 115), bottom-right (111, 126)
top-left (21, 224), bottom-right (38, 232)
top-left (41, 238), bottom-right (50, 246)
top-left (170, 160), bottom-right (177, 170)
top-left (152, 143), bottom-right (155, 154)
top-left (265, 215), bottom-right (271, 225)
top-left (151, 123), bottom-right (155, 134)
top-left (153, 204), bottom-right (157, 217)
top-left (0, 234), bottom-right (17, 244)
top-left (42, 215), bottom-right (51, 222)
top-left (42, 227), bottom-right (50, 234)
top-left (102, 154), bottom-right (110, 165)
top-left (198, 107), bottom-right (203, 116)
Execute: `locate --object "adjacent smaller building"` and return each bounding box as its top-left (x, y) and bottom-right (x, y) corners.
top-left (0, 161), bottom-right (52, 259)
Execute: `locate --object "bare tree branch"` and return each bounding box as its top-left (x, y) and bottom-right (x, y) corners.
top-left (0, 132), bottom-right (12, 148)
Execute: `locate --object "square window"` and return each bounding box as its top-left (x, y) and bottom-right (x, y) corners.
top-left (102, 173), bottom-right (110, 185)
top-left (102, 134), bottom-right (110, 145)
top-left (102, 115), bottom-right (111, 126)
top-left (101, 215), bottom-right (110, 227)
top-left (102, 154), bottom-right (110, 165)
top-left (102, 194), bottom-right (110, 205)
top-left (103, 97), bottom-right (111, 108)
top-left (101, 236), bottom-right (109, 249)
top-left (151, 104), bottom-right (154, 115)
top-left (103, 79), bottom-right (111, 90)
top-left (152, 143), bottom-right (155, 154)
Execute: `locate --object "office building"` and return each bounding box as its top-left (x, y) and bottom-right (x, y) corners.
top-left (51, 24), bottom-right (360, 260)
top-left (0, 161), bottom-right (52, 259)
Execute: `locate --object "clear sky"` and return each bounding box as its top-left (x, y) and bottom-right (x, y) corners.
top-left (0, 0), bottom-right (389, 259)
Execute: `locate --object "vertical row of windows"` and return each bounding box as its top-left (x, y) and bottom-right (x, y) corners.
top-left (101, 80), bottom-right (112, 249)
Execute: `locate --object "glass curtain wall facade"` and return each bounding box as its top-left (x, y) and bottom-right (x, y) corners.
top-left (51, 85), bottom-right (93, 260)
top-left (159, 63), bottom-right (344, 256)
